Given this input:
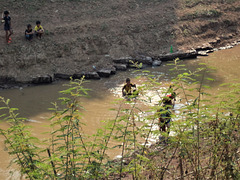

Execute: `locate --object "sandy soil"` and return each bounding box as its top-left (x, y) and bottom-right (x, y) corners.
top-left (0, 0), bottom-right (239, 83)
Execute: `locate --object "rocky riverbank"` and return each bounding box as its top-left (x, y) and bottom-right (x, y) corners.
top-left (0, 0), bottom-right (239, 89)
top-left (1, 39), bottom-right (240, 89)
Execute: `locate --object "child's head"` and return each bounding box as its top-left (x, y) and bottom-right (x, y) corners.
top-left (27, 24), bottom-right (32, 29)
top-left (36, 20), bottom-right (41, 27)
top-left (4, 11), bottom-right (9, 16)
top-left (126, 78), bottom-right (131, 84)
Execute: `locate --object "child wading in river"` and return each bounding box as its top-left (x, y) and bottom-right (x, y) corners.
top-left (122, 78), bottom-right (137, 97)
top-left (2, 11), bottom-right (13, 43)
top-left (158, 97), bottom-right (172, 133)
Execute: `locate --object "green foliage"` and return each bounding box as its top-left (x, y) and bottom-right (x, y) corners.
top-left (0, 60), bottom-right (239, 179)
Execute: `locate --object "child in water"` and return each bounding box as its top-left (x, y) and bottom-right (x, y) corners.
top-left (122, 78), bottom-right (136, 97)
top-left (25, 24), bottom-right (33, 41)
top-left (2, 11), bottom-right (13, 43)
top-left (34, 20), bottom-right (44, 39)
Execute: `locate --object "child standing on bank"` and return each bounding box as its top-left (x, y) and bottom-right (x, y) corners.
top-left (2, 11), bottom-right (13, 43)
top-left (25, 24), bottom-right (33, 41)
top-left (34, 20), bottom-right (44, 39)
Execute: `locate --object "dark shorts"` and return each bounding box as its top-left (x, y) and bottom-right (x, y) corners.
top-left (25, 34), bottom-right (33, 40)
top-left (4, 25), bottom-right (10, 31)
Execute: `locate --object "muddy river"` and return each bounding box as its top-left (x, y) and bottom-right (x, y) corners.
top-left (0, 45), bottom-right (239, 179)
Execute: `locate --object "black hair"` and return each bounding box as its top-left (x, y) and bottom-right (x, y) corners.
top-left (27, 24), bottom-right (32, 28)
top-left (4, 11), bottom-right (9, 15)
top-left (126, 78), bottom-right (130, 83)
top-left (36, 20), bottom-right (41, 25)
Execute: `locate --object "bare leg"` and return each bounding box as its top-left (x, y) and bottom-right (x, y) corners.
top-left (8, 30), bottom-right (12, 39)
top-left (5, 31), bottom-right (9, 42)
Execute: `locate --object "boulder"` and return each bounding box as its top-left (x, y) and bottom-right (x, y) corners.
top-left (156, 51), bottom-right (197, 61)
top-left (32, 75), bottom-right (53, 84)
top-left (152, 60), bottom-right (162, 66)
top-left (113, 56), bottom-right (133, 64)
top-left (219, 45), bottom-right (233, 50)
top-left (231, 41), bottom-right (238, 46)
top-left (206, 49), bottom-right (214, 53)
top-left (54, 73), bottom-right (72, 79)
top-left (197, 51), bottom-right (208, 56)
top-left (209, 38), bottom-right (221, 46)
top-left (73, 72), bottom-right (100, 80)
top-left (114, 64), bottom-right (127, 71)
top-left (97, 69), bottom-right (112, 78)
top-left (0, 76), bottom-right (16, 85)
top-left (109, 66), bottom-right (116, 75)
top-left (195, 43), bottom-right (213, 51)
top-left (134, 56), bottom-right (153, 65)
top-left (72, 73), bottom-right (84, 79)
top-left (113, 56), bottom-right (153, 65)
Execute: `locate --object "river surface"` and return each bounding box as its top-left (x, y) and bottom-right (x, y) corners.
top-left (0, 45), bottom-right (239, 179)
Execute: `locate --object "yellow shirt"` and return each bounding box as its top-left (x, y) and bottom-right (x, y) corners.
top-left (34, 25), bottom-right (43, 31)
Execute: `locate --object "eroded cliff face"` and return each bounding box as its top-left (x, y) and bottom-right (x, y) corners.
top-left (0, 0), bottom-right (239, 84)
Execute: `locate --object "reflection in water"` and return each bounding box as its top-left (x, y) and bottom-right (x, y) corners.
top-left (0, 45), bottom-right (239, 179)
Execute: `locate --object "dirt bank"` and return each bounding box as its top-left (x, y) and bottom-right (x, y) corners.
top-left (0, 0), bottom-right (239, 85)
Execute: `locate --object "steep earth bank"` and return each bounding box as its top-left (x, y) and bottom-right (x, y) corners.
top-left (0, 0), bottom-right (239, 86)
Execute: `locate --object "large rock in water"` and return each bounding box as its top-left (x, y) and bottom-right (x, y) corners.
top-left (97, 69), bottom-right (112, 78)
top-left (195, 43), bottom-right (213, 51)
top-left (54, 73), bottom-right (72, 79)
top-left (152, 60), bottom-right (162, 66)
top-left (0, 76), bottom-right (16, 84)
top-left (73, 72), bottom-right (100, 80)
top-left (197, 51), bottom-right (208, 56)
top-left (113, 57), bottom-right (133, 64)
top-left (156, 51), bottom-right (198, 61)
top-left (134, 56), bottom-right (153, 65)
top-left (114, 64), bottom-right (127, 71)
top-left (97, 66), bottom-right (116, 77)
top-left (113, 56), bottom-right (153, 65)
top-left (32, 75), bottom-right (53, 84)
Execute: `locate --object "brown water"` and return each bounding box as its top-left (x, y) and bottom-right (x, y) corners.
top-left (0, 45), bottom-right (239, 179)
